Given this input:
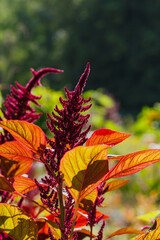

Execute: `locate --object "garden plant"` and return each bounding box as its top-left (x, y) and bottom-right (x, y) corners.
top-left (0, 63), bottom-right (160, 239)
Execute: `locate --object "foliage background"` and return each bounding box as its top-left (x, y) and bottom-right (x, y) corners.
top-left (1, 0), bottom-right (160, 115)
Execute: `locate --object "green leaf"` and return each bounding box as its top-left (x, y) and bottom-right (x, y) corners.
top-left (0, 203), bottom-right (38, 240)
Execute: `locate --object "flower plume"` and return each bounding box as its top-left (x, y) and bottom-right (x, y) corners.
top-left (0, 67), bottom-right (63, 144)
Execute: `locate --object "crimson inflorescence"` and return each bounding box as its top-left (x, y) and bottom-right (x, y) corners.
top-left (0, 67), bottom-right (63, 144)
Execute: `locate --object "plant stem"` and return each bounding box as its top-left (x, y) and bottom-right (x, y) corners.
top-left (58, 179), bottom-right (65, 238)
top-left (90, 225), bottom-right (93, 240)
top-left (69, 200), bottom-right (79, 240)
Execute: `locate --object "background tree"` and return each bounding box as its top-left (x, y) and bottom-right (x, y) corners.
top-left (1, 0), bottom-right (160, 115)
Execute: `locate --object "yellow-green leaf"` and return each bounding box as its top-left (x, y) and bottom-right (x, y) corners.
top-left (135, 217), bottom-right (160, 240)
top-left (0, 174), bottom-right (15, 192)
top-left (137, 210), bottom-right (160, 222)
top-left (0, 120), bottom-right (46, 155)
top-left (60, 145), bottom-right (109, 203)
top-left (79, 189), bottom-right (98, 212)
top-left (0, 203), bottom-right (38, 240)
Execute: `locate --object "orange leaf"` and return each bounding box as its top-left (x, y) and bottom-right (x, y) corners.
top-left (105, 149), bottom-right (160, 180)
top-left (13, 176), bottom-right (37, 194)
top-left (86, 129), bottom-right (131, 147)
top-left (135, 217), bottom-right (160, 240)
top-left (0, 174), bottom-right (15, 192)
top-left (75, 208), bottom-right (109, 228)
top-left (0, 120), bottom-right (46, 155)
top-left (106, 227), bottom-right (144, 239)
top-left (60, 145), bottom-right (109, 203)
top-left (37, 215), bottom-right (61, 239)
top-left (103, 179), bottom-right (130, 194)
top-left (75, 229), bottom-right (96, 239)
top-left (1, 157), bottom-right (33, 178)
top-left (37, 215), bottom-right (56, 235)
top-left (0, 141), bottom-right (34, 162)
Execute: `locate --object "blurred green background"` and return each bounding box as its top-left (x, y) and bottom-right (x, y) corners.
top-left (1, 0), bottom-right (160, 115)
top-left (1, 1), bottom-right (160, 239)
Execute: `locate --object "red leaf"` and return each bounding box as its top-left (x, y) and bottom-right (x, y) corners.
top-left (105, 149), bottom-right (160, 180)
top-left (86, 129), bottom-right (131, 147)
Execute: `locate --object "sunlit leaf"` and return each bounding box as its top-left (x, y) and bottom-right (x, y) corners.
top-left (13, 176), bottom-right (37, 194)
top-left (0, 120), bottom-right (46, 155)
top-left (60, 145), bottom-right (109, 203)
top-left (86, 129), bottom-right (131, 147)
top-left (103, 179), bottom-right (130, 194)
top-left (0, 141), bottom-right (34, 161)
top-left (0, 174), bottom-right (15, 192)
top-left (137, 211), bottom-right (160, 222)
top-left (135, 217), bottom-right (160, 240)
top-left (0, 203), bottom-right (38, 240)
top-left (1, 157), bottom-right (33, 178)
top-left (105, 149), bottom-right (160, 180)
top-left (106, 227), bottom-right (144, 239)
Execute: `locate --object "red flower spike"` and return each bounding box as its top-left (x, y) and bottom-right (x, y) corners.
top-left (0, 67), bottom-right (63, 144)
top-left (46, 63), bottom-right (92, 166)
